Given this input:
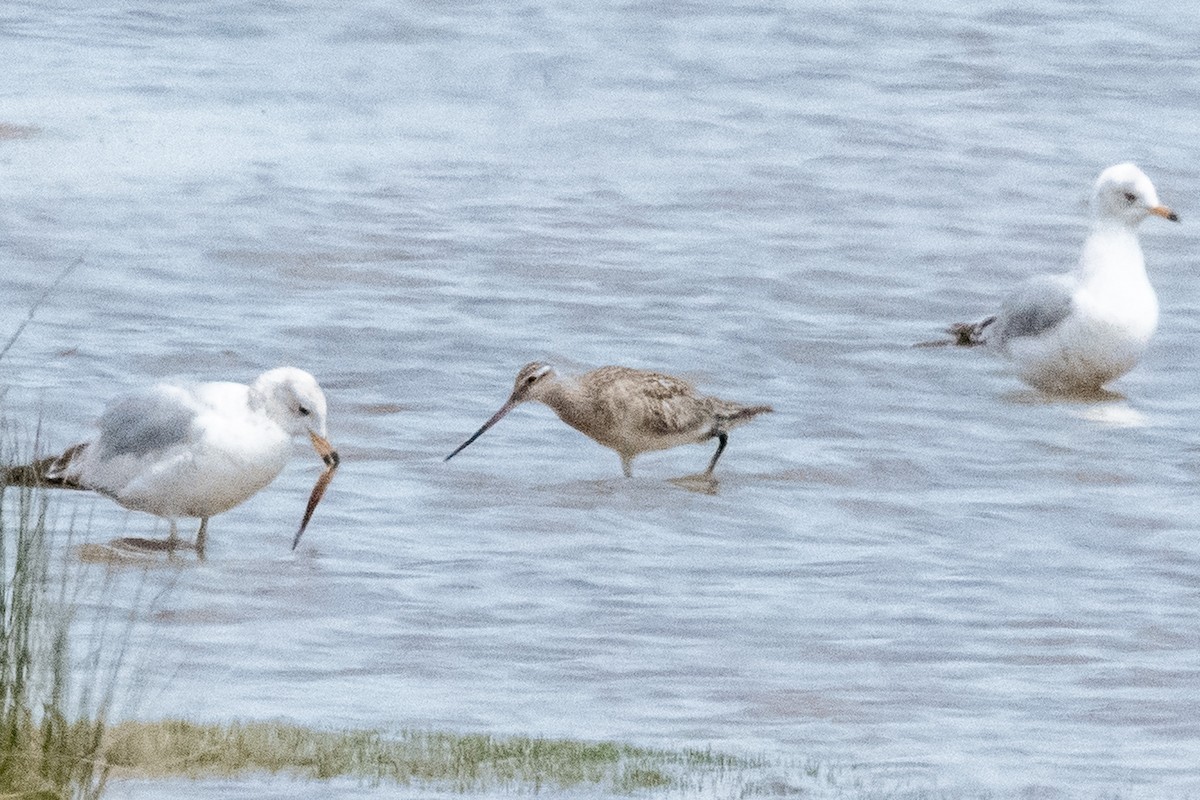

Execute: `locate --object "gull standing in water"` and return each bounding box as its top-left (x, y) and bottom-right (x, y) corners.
top-left (4, 367), bottom-right (338, 557)
top-left (926, 163), bottom-right (1179, 394)
top-left (445, 362), bottom-right (772, 477)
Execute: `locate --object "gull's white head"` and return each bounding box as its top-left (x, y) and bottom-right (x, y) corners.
top-left (252, 367), bottom-right (330, 438)
top-left (1091, 163), bottom-right (1179, 226)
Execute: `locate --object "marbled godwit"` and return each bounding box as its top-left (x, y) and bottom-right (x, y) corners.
top-left (445, 363), bottom-right (772, 477)
top-left (3, 367), bottom-right (339, 557)
top-left (921, 163), bottom-right (1179, 394)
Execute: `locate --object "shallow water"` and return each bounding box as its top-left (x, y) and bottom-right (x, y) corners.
top-left (3, 1), bottom-right (1200, 797)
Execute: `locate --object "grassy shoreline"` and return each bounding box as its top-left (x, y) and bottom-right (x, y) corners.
top-left (102, 719), bottom-right (756, 794)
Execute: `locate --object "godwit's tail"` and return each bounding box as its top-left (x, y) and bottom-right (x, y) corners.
top-left (716, 403), bottom-right (773, 429)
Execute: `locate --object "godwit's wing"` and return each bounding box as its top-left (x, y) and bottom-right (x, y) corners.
top-left (584, 367), bottom-right (712, 439)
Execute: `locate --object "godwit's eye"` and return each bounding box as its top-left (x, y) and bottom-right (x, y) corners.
top-left (298, 405), bottom-right (311, 417)
top-left (1124, 192), bottom-right (1137, 204)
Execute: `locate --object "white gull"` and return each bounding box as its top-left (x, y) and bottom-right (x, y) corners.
top-left (931, 163), bottom-right (1179, 394)
top-left (5, 367), bottom-right (338, 557)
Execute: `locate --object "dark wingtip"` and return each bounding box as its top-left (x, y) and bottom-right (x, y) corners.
top-left (2, 448), bottom-right (89, 490)
top-left (948, 317), bottom-right (995, 347)
top-left (915, 315), bottom-right (996, 348)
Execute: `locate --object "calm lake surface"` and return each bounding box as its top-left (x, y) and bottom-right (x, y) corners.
top-left (3, 1), bottom-right (1200, 797)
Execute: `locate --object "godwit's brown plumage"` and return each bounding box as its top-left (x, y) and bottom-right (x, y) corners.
top-left (445, 362), bottom-right (772, 477)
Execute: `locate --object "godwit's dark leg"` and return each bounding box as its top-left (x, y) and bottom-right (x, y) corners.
top-left (620, 455), bottom-right (633, 478)
top-left (196, 518), bottom-right (209, 559)
top-left (705, 432), bottom-right (728, 476)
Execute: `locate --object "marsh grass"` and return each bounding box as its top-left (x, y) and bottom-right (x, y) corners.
top-left (0, 253), bottom-right (83, 365)
top-left (0, 413), bottom-right (152, 800)
top-left (0, 478), bottom-right (112, 799)
top-left (100, 719), bottom-right (748, 794)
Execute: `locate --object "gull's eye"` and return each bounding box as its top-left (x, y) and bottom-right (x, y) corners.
top-left (297, 405), bottom-right (311, 417)
top-left (1124, 191), bottom-right (1137, 204)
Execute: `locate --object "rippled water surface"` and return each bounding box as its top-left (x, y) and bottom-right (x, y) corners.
top-left (4, 1), bottom-right (1200, 797)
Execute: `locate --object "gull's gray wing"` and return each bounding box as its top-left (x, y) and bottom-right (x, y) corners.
top-left (94, 385), bottom-right (199, 460)
top-left (993, 274), bottom-right (1076, 345)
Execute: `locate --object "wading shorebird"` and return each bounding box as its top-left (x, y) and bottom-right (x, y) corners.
top-left (3, 367), bottom-right (339, 557)
top-left (444, 362), bottom-right (773, 477)
top-left (921, 163), bottom-right (1179, 394)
